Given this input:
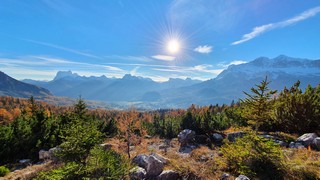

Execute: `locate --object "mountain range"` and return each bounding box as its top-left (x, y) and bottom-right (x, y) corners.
top-left (1, 55), bottom-right (319, 109)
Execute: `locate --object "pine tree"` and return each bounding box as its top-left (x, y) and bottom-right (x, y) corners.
top-left (241, 77), bottom-right (277, 131)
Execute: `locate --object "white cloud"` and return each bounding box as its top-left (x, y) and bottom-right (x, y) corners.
top-left (151, 55), bottom-right (176, 61)
top-left (104, 55), bottom-right (152, 62)
top-left (194, 45), bottom-right (213, 54)
top-left (231, 6), bottom-right (320, 45)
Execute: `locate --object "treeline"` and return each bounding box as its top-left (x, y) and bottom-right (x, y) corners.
top-left (0, 79), bottom-right (319, 165)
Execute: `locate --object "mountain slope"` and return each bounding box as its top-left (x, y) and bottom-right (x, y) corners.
top-left (0, 71), bottom-right (52, 98)
top-left (161, 55), bottom-right (320, 107)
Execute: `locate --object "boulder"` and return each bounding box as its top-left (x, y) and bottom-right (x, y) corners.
top-left (179, 145), bottom-right (197, 153)
top-left (220, 173), bottom-right (230, 180)
top-left (132, 154), bottom-right (148, 169)
top-left (150, 153), bottom-right (169, 164)
top-left (289, 142), bottom-right (305, 149)
top-left (212, 133), bottom-right (224, 143)
top-left (275, 140), bottom-right (288, 147)
top-left (48, 147), bottom-right (61, 161)
top-left (129, 167), bottom-right (146, 180)
top-left (235, 175), bottom-right (250, 180)
top-left (311, 137), bottom-right (320, 150)
top-left (178, 129), bottom-right (195, 147)
top-left (227, 131), bottom-right (245, 142)
top-left (296, 133), bottom-right (318, 146)
top-left (39, 150), bottom-right (50, 160)
top-left (157, 170), bottom-right (180, 180)
top-left (146, 155), bottom-right (164, 178)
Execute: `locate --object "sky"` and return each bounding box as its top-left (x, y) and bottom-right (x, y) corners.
top-left (0, 0), bottom-right (320, 81)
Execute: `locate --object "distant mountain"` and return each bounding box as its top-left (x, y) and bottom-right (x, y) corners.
top-left (159, 55), bottom-right (320, 107)
top-left (20, 55), bottom-right (320, 109)
top-left (23, 71), bottom-right (201, 104)
top-left (0, 71), bottom-right (52, 98)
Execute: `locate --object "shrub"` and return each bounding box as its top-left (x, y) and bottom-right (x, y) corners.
top-left (221, 132), bottom-right (285, 178)
top-left (85, 146), bottom-right (129, 179)
top-left (0, 166), bottom-right (10, 177)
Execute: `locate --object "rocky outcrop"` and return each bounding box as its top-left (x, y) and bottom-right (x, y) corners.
top-left (146, 155), bottom-right (164, 178)
top-left (130, 153), bottom-right (179, 180)
top-left (296, 133), bottom-right (318, 146)
top-left (178, 129), bottom-right (195, 147)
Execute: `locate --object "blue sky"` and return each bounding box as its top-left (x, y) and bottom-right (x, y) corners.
top-left (1, 0), bottom-right (320, 81)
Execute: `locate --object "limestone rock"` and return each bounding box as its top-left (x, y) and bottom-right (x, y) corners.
top-left (296, 133), bottom-right (318, 146)
top-left (178, 129), bottom-right (195, 147)
top-left (132, 154), bottom-right (148, 169)
top-left (146, 155), bottom-right (164, 178)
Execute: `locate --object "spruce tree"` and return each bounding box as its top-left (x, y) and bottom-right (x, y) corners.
top-left (241, 77), bottom-right (277, 131)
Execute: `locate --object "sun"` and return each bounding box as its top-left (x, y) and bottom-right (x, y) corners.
top-left (167, 39), bottom-right (180, 54)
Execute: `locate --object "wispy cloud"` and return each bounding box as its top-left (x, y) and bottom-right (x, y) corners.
top-left (218, 60), bottom-right (247, 68)
top-left (130, 66), bottom-right (140, 76)
top-left (194, 45), bottom-right (213, 54)
top-left (151, 55), bottom-right (176, 61)
top-left (21, 38), bottom-right (102, 59)
top-left (104, 55), bottom-right (152, 62)
top-left (231, 6), bottom-right (320, 45)
top-left (153, 64), bottom-right (223, 75)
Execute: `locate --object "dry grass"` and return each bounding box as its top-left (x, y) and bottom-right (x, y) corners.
top-left (1, 161), bottom-right (57, 180)
top-left (283, 148), bottom-right (320, 179)
top-left (105, 136), bottom-right (234, 179)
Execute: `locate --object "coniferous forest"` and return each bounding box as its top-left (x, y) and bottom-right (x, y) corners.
top-left (0, 79), bottom-right (320, 179)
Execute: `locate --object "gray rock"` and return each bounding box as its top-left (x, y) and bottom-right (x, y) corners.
top-left (146, 155), bottom-right (164, 178)
top-left (312, 137), bottom-right (320, 150)
top-left (178, 129), bottom-right (195, 147)
top-left (227, 131), bottom-right (245, 142)
top-left (48, 147), bottom-right (61, 161)
top-left (289, 142), bottom-right (295, 148)
top-left (275, 140), bottom-right (288, 147)
top-left (157, 170), bottom-right (180, 180)
top-left (150, 153), bottom-right (169, 164)
top-left (19, 159), bottom-right (31, 165)
top-left (220, 173), bottom-right (230, 180)
top-left (132, 154), bottom-right (148, 169)
top-left (179, 145), bottom-right (197, 153)
top-left (212, 133), bottom-right (224, 143)
top-left (235, 175), bottom-right (250, 180)
top-left (295, 142), bottom-right (305, 149)
top-left (129, 167), bottom-right (146, 180)
top-left (39, 149), bottom-right (50, 160)
top-left (296, 133), bottom-right (318, 146)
